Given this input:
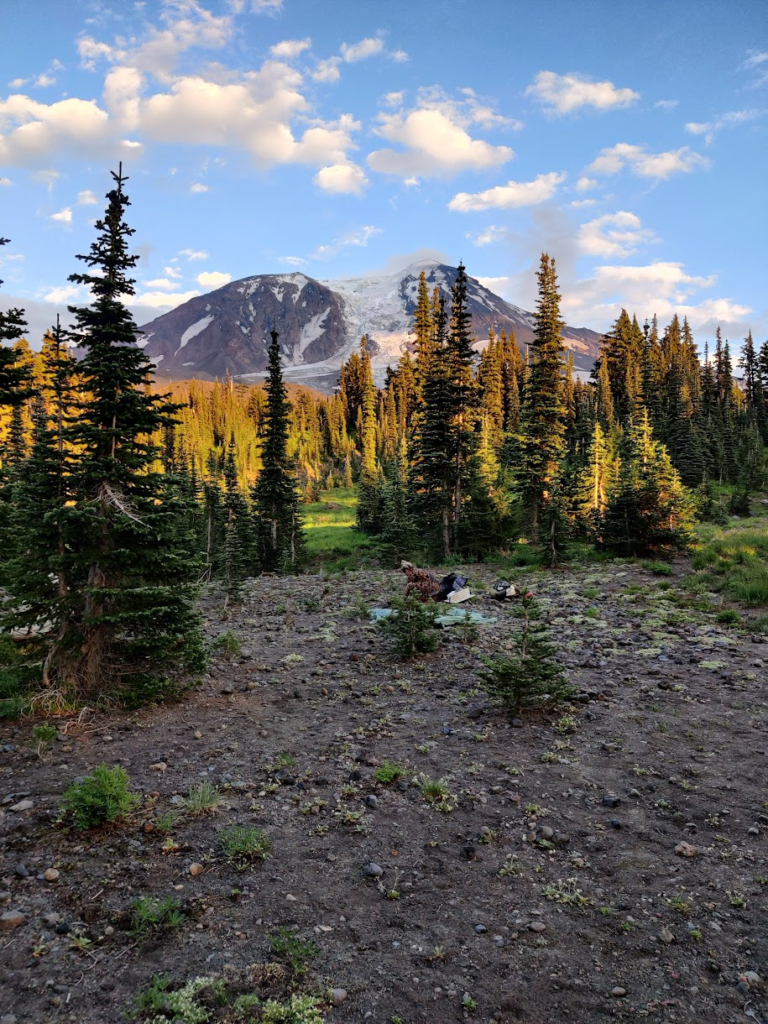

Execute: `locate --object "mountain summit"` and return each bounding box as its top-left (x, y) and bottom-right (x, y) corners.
top-left (139, 260), bottom-right (601, 390)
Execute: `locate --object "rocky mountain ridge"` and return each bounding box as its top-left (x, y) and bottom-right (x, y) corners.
top-left (139, 260), bottom-right (602, 391)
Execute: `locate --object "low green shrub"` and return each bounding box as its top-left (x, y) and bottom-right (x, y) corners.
top-left (269, 927), bottom-right (318, 975)
top-left (131, 895), bottom-right (186, 939)
top-left (60, 764), bottom-right (139, 830)
top-left (376, 596), bottom-right (440, 659)
top-left (220, 825), bottom-right (270, 867)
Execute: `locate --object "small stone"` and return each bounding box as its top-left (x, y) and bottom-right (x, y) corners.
top-left (611, 987), bottom-right (626, 997)
top-left (221, 683), bottom-right (235, 695)
top-left (286, 894), bottom-right (297, 902)
top-left (602, 795), bottom-right (621, 809)
top-left (528, 921), bottom-right (546, 933)
top-left (659, 926), bottom-right (675, 944)
top-left (540, 826), bottom-right (554, 840)
top-left (748, 825), bottom-right (760, 836)
top-left (675, 841), bottom-right (697, 858)
top-left (365, 795), bottom-right (378, 809)
top-left (55, 922), bottom-right (70, 935)
top-left (0, 910), bottom-right (26, 931)
top-left (189, 863), bottom-right (204, 877)
top-left (736, 981), bottom-right (750, 994)
top-left (193, 730), bottom-right (202, 739)
top-left (9, 799), bottom-right (33, 813)
top-left (1, 1014), bottom-right (19, 1024)
top-left (474, 924), bottom-right (487, 934)
top-left (364, 863), bottom-right (384, 877)
top-left (331, 989), bottom-right (348, 1007)
top-left (43, 868), bottom-right (60, 882)
top-left (744, 971), bottom-right (761, 986)
top-left (104, 925), bottom-right (114, 936)
top-left (14, 864), bottom-right (29, 878)
top-left (150, 761), bottom-right (168, 772)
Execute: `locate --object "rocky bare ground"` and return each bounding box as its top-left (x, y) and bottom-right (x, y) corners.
top-left (1, 560), bottom-right (767, 1024)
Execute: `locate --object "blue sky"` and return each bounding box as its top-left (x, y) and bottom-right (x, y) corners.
top-left (1, 0), bottom-right (766, 351)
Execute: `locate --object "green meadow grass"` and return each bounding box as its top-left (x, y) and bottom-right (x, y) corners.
top-left (689, 515), bottom-right (768, 606)
top-left (303, 486), bottom-right (379, 570)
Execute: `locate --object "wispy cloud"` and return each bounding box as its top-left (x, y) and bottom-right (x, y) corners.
top-left (197, 270), bottom-right (231, 288)
top-left (525, 70), bottom-right (639, 115)
top-left (180, 248), bottom-right (209, 261)
top-left (578, 211), bottom-right (658, 258)
top-left (685, 108), bottom-right (763, 145)
top-left (588, 142), bottom-right (709, 179)
top-left (49, 206), bottom-right (72, 224)
top-left (449, 171), bottom-right (566, 212)
top-left (310, 224), bottom-right (381, 260)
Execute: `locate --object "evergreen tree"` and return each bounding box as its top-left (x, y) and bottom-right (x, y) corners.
top-left (600, 411), bottom-right (694, 556)
top-left (251, 329), bottom-right (305, 572)
top-left (517, 253), bottom-right (567, 539)
top-left (355, 336), bottom-right (383, 533)
top-left (33, 167), bottom-right (206, 697)
top-left (221, 435), bottom-right (253, 601)
top-left (0, 237), bottom-right (34, 408)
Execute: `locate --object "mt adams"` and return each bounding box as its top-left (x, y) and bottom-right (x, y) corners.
top-left (139, 260), bottom-right (601, 391)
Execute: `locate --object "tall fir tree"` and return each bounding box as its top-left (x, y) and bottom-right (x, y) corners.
top-left (35, 167), bottom-right (205, 697)
top-left (251, 329), bottom-right (305, 571)
top-left (517, 253), bottom-right (567, 539)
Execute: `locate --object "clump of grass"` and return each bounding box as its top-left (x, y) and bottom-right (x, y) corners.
top-left (542, 878), bottom-right (591, 907)
top-left (374, 760), bottom-right (407, 784)
top-left (716, 609), bottom-right (740, 625)
top-left (376, 596), bottom-right (440, 659)
top-left (131, 895), bottom-right (186, 939)
top-left (220, 825), bottom-right (270, 868)
top-left (129, 974), bottom-right (213, 1022)
top-left (260, 995), bottom-right (324, 1024)
top-left (60, 764), bottom-right (139, 830)
top-left (419, 775), bottom-right (454, 811)
top-left (691, 524), bottom-right (768, 606)
top-left (269, 927), bottom-right (318, 976)
top-left (183, 779), bottom-right (222, 816)
top-left (641, 560), bottom-right (673, 576)
top-left (343, 595), bottom-right (371, 620)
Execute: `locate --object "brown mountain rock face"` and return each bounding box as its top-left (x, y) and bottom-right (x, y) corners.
top-left (139, 261), bottom-right (602, 389)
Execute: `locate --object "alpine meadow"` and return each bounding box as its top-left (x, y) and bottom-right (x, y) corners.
top-left (1, 1), bottom-right (767, 1022)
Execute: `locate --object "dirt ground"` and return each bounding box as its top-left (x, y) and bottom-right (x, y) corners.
top-left (1, 559), bottom-right (768, 1024)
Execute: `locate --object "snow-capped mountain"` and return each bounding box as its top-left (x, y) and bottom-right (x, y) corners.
top-left (139, 259), bottom-right (601, 391)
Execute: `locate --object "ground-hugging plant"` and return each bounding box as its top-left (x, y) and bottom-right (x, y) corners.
top-left (478, 594), bottom-right (574, 718)
top-left (220, 825), bottom-right (271, 868)
top-left (130, 895), bottom-right (186, 939)
top-left (376, 596), bottom-right (440, 659)
top-left (60, 763), bottom-right (139, 829)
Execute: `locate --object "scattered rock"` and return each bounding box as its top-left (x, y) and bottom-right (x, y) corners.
top-left (365, 794), bottom-right (378, 809)
top-left (675, 841), bottom-right (697, 858)
top-left (659, 927), bottom-right (675, 944)
top-left (364, 863), bottom-right (384, 878)
top-left (602, 795), bottom-right (621, 808)
top-left (611, 987), bottom-right (627, 997)
top-left (189, 863), bottom-right (204, 877)
top-left (474, 924), bottom-right (487, 934)
top-left (0, 910), bottom-right (26, 932)
top-left (43, 868), bottom-right (60, 882)
top-left (528, 921), bottom-right (546, 933)
top-left (150, 761), bottom-right (168, 772)
top-left (14, 864), bottom-right (29, 879)
top-left (9, 800), bottom-right (33, 813)
top-left (331, 989), bottom-right (348, 1007)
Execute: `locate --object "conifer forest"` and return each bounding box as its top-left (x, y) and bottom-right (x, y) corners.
top-left (2, 172), bottom-right (768, 1024)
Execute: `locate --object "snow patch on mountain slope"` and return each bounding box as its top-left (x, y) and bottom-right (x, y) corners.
top-left (177, 315), bottom-right (214, 353)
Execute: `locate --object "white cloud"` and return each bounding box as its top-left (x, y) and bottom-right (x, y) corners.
top-left (743, 49), bottom-right (768, 87)
top-left (477, 276), bottom-right (510, 294)
top-left (50, 206), bottom-right (72, 224)
top-left (588, 142), bottom-right (709, 179)
top-left (77, 189), bottom-right (98, 205)
top-left (278, 256), bottom-right (306, 266)
top-left (654, 99), bottom-right (678, 111)
top-left (133, 288), bottom-right (200, 309)
top-left (312, 57), bottom-right (341, 83)
top-left (0, 95), bottom-right (118, 166)
top-left (470, 225), bottom-right (510, 246)
top-left (576, 176), bottom-right (598, 192)
top-left (570, 198), bottom-right (597, 208)
top-left (197, 270), bottom-right (231, 288)
top-left (382, 91), bottom-right (403, 107)
top-left (368, 89), bottom-right (513, 178)
top-left (525, 70), bottom-right (639, 115)
top-left (341, 37), bottom-right (384, 62)
top-left (144, 277), bottom-right (180, 290)
top-left (164, 265), bottom-right (182, 278)
top-left (9, 77), bottom-right (28, 88)
top-left (449, 171), bottom-right (565, 212)
top-left (685, 108), bottom-right (762, 145)
top-left (251, 0), bottom-right (283, 12)
top-left (310, 224), bottom-right (381, 259)
top-left (314, 161), bottom-right (368, 195)
top-left (390, 49), bottom-right (409, 63)
top-left (190, 182), bottom-right (209, 192)
top-left (43, 284), bottom-right (81, 303)
top-left (0, 176), bottom-right (11, 186)
top-left (270, 38), bottom-right (311, 59)
top-left (35, 74), bottom-right (56, 88)
top-left (578, 211), bottom-right (658, 258)
top-left (180, 248), bottom-right (208, 260)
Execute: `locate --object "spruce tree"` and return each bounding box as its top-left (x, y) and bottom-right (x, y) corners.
top-left (355, 335), bottom-right (383, 533)
top-left (0, 237), bottom-right (34, 407)
top-left (221, 436), bottom-right (253, 601)
top-left (517, 253), bottom-right (567, 539)
top-left (251, 329), bottom-right (305, 572)
top-left (37, 167), bottom-right (206, 698)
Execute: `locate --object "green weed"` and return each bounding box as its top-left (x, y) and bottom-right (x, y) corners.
top-left (60, 764), bottom-right (139, 830)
